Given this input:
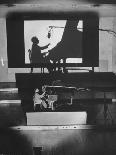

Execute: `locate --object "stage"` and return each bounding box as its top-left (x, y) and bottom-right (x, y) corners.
top-left (1, 125), bottom-right (116, 155)
top-left (0, 72), bottom-right (116, 154)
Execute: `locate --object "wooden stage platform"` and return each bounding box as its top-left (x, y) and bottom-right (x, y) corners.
top-left (1, 125), bottom-right (116, 155)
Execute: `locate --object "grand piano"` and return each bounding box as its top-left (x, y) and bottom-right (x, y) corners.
top-left (46, 20), bottom-right (82, 71)
top-left (33, 85), bottom-right (89, 111)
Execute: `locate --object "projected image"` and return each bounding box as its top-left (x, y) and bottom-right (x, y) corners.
top-left (24, 20), bottom-right (83, 64)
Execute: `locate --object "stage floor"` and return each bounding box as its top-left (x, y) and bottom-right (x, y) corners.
top-left (1, 125), bottom-right (116, 155)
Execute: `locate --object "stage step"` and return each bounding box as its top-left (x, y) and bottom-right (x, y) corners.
top-left (0, 100), bottom-right (26, 127)
top-left (0, 88), bottom-right (19, 100)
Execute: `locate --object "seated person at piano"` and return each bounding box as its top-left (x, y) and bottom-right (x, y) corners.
top-left (33, 87), bottom-right (49, 111)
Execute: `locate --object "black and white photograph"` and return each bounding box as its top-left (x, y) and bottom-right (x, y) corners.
top-left (0, 0), bottom-right (116, 155)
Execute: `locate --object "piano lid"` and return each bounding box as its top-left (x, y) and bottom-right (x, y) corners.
top-left (47, 20), bottom-right (83, 61)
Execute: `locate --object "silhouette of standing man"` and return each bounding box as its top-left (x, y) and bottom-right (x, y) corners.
top-left (29, 36), bottom-right (50, 63)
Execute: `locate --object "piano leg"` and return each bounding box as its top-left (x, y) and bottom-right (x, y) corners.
top-left (63, 58), bottom-right (68, 73)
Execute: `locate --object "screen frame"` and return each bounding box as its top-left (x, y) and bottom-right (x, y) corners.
top-left (6, 12), bottom-right (99, 68)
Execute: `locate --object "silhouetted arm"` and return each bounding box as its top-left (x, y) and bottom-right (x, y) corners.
top-left (40, 43), bottom-right (50, 50)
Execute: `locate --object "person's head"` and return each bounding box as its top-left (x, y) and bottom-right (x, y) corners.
top-left (35, 88), bottom-right (39, 93)
top-left (31, 36), bottom-right (39, 44)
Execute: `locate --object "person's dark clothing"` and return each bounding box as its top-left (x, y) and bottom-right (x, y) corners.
top-left (31, 43), bottom-right (49, 63)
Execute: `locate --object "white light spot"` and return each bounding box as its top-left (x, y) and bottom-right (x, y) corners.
top-left (1, 57), bottom-right (4, 66)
